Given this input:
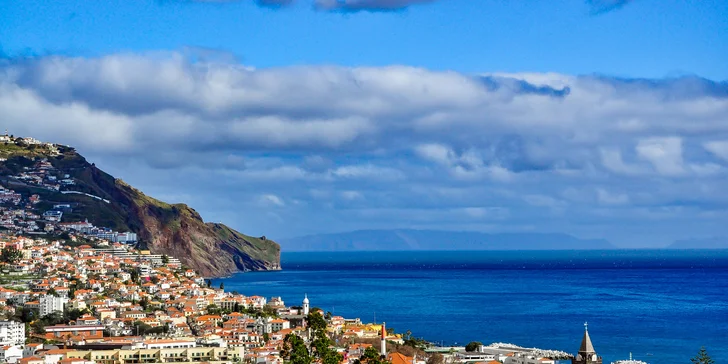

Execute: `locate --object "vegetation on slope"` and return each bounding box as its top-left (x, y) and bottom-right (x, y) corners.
top-left (0, 139), bottom-right (280, 276)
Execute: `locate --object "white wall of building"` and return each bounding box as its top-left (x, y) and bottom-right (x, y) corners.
top-left (0, 321), bottom-right (25, 345)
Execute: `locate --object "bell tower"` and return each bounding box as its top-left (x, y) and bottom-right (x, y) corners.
top-left (572, 322), bottom-right (602, 364)
top-left (302, 294), bottom-right (310, 315)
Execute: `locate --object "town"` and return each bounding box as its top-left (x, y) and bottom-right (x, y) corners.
top-left (0, 234), bottom-right (609, 364)
top-left (0, 133), bottom-right (135, 243)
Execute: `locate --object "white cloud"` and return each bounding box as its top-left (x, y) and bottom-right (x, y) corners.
top-left (636, 137), bottom-right (686, 176)
top-left (600, 148), bottom-right (644, 176)
top-left (523, 194), bottom-right (566, 208)
top-left (340, 190), bottom-right (364, 200)
top-left (2, 52), bottom-right (728, 242)
top-left (259, 194), bottom-right (285, 207)
top-left (415, 143), bottom-right (514, 182)
top-left (596, 188), bottom-right (630, 206)
top-left (704, 141), bottom-right (728, 161)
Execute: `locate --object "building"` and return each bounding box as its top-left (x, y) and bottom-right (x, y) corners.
top-left (44, 324), bottom-right (105, 339)
top-left (0, 321), bottom-right (26, 345)
top-left (39, 294), bottom-right (69, 317)
top-left (572, 323), bottom-right (602, 364)
top-left (380, 322), bottom-right (386, 357)
top-left (0, 345), bottom-right (23, 364)
top-left (63, 346), bottom-right (245, 364)
top-left (302, 294), bottom-right (309, 316)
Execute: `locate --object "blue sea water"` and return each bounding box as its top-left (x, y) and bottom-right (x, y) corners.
top-left (213, 250), bottom-right (728, 364)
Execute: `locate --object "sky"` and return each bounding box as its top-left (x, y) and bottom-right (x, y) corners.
top-left (0, 0), bottom-right (727, 247)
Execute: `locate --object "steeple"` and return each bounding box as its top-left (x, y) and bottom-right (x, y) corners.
top-left (380, 322), bottom-right (387, 357)
top-left (579, 322), bottom-right (595, 353)
top-left (302, 294), bottom-right (310, 315)
top-left (572, 322), bottom-right (602, 364)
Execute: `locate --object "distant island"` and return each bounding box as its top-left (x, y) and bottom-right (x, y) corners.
top-left (668, 237), bottom-right (728, 250)
top-left (280, 229), bottom-right (617, 252)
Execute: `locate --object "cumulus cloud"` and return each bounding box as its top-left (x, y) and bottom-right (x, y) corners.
top-left (636, 137), bottom-right (686, 176)
top-left (704, 141), bottom-right (728, 161)
top-left (2, 52), bottom-right (728, 244)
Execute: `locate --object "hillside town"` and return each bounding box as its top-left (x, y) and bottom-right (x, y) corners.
top-left (0, 136), bottom-right (136, 243)
top-left (0, 232), bottom-right (605, 364)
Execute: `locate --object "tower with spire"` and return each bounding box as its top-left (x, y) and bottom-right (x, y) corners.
top-left (380, 322), bottom-right (387, 357)
top-left (572, 322), bottom-right (602, 364)
top-left (302, 294), bottom-right (310, 316)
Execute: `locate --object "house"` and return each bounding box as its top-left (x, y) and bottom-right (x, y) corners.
top-left (0, 345), bottom-right (24, 364)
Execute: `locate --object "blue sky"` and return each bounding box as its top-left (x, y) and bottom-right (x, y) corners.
top-left (2, 0), bottom-right (727, 78)
top-left (1, 0), bottom-right (727, 247)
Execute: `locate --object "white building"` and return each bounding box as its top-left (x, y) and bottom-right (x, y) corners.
top-left (142, 339), bottom-right (197, 350)
top-left (0, 321), bottom-right (25, 345)
top-left (39, 294), bottom-right (68, 317)
top-left (0, 345), bottom-right (23, 363)
top-left (302, 294), bottom-right (310, 316)
top-left (270, 318), bottom-right (290, 332)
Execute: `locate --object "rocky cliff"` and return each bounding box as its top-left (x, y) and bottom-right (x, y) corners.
top-left (0, 141), bottom-right (280, 277)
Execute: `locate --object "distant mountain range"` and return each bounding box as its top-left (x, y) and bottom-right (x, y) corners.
top-left (279, 229), bottom-right (617, 252)
top-left (667, 237), bottom-right (728, 250)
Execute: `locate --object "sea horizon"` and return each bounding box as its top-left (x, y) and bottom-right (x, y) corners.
top-left (215, 250), bottom-right (728, 364)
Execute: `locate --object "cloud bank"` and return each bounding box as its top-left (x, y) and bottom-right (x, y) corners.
top-left (1, 52), bottom-right (726, 246)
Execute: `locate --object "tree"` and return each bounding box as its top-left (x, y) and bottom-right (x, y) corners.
top-left (219, 282), bottom-right (224, 290)
top-left (1, 247), bottom-right (23, 264)
top-left (691, 347), bottom-right (714, 364)
top-left (130, 270), bottom-right (139, 284)
top-left (465, 342), bottom-right (482, 352)
top-left (306, 312), bottom-right (327, 334)
top-left (426, 353), bottom-right (444, 364)
top-left (362, 346), bottom-right (387, 364)
top-left (65, 308), bottom-right (89, 322)
top-left (207, 304), bottom-right (221, 315)
top-left (161, 254), bottom-right (169, 264)
top-left (282, 333), bottom-right (312, 364)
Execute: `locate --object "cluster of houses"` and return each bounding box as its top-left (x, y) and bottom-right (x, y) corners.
top-left (0, 235), bottom-right (412, 364)
top-left (0, 159), bottom-right (135, 242)
top-left (0, 136), bottom-right (593, 364)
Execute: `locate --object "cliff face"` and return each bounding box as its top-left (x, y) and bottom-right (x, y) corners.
top-left (106, 178), bottom-right (281, 277)
top-left (0, 143), bottom-right (280, 277)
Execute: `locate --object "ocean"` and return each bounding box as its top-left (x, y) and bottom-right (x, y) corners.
top-left (212, 250), bottom-right (728, 364)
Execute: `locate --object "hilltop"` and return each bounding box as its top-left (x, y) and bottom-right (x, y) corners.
top-left (280, 229), bottom-right (616, 252)
top-left (0, 135), bottom-right (280, 276)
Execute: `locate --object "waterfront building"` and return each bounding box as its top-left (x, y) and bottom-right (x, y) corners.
top-left (611, 353), bottom-right (647, 364)
top-left (572, 323), bottom-right (602, 364)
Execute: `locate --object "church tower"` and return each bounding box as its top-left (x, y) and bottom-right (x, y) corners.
top-left (572, 322), bottom-right (602, 364)
top-left (302, 294), bottom-right (310, 315)
top-left (380, 322), bottom-right (387, 357)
